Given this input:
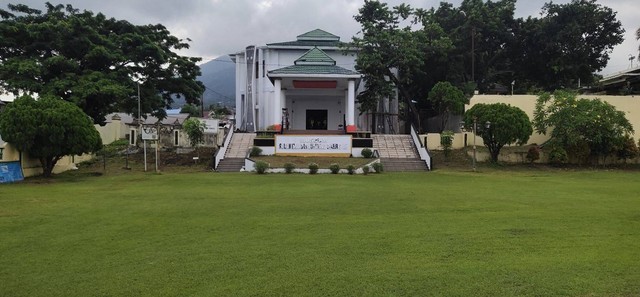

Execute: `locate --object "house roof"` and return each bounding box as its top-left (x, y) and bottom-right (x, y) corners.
top-left (294, 47), bottom-right (336, 66)
top-left (269, 65), bottom-right (358, 76)
top-left (297, 29), bottom-right (340, 41)
top-left (269, 47), bottom-right (359, 77)
top-left (267, 29), bottom-right (349, 48)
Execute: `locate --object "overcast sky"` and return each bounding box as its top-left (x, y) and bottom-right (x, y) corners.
top-left (3, 0), bottom-right (640, 75)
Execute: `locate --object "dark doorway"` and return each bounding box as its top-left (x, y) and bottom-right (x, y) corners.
top-left (306, 110), bottom-right (328, 130)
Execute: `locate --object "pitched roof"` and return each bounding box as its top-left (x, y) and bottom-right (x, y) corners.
top-left (267, 29), bottom-right (349, 48)
top-left (297, 29), bottom-right (340, 41)
top-left (269, 47), bottom-right (358, 76)
top-left (294, 47), bottom-right (335, 66)
top-left (269, 65), bottom-right (358, 76)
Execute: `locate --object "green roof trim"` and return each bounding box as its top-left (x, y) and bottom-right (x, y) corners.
top-left (269, 65), bottom-right (359, 76)
top-left (297, 29), bottom-right (340, 41)
top-left (295, 47), bottom-right (335, 66)
top-left (267, 29), bottom-right (350, 48)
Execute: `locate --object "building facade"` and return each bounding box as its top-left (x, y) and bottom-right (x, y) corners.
top-left (231, 29), bottom-right (398, 133)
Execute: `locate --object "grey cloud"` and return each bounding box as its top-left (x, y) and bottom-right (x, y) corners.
top-left (3, 0), bottom-right (638, 74)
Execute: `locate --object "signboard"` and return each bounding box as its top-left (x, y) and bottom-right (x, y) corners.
top-left (141, 126), bottom-right (158, 140)
top-left (201, 119), bottom-right (219, 134)
top-left (0, 161), bottom-right (24, 183)
top-left (275, 135), bottom-right (352, 157)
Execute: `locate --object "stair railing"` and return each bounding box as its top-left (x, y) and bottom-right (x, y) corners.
top-left (214, 123), bottom-right (235, 170)
top-left (410, 124), bottom-right (431, 170)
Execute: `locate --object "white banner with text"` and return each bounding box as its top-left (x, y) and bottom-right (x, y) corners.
top-left (275, 135), bottom-right (352, 156)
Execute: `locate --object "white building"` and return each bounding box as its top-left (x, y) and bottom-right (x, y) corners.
top-left (231, 29), bottom-right (397, 134)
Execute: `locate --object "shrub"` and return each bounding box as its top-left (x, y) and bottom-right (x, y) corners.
top-left (362, 165), bottom-right (370, 175)
top-left (255, 161), bottom-right (269, 174)
top-left (308, 163), bottom-right (319, 174)
top-left (372, 162), bottom-right (384, 173)
top-left (548, 145), bottom-right (568, 166)
top-left (284, 162), bottom-right (295, 174)
top-left (329, 163), bottom-right (340, 174)
top-left (249, 146), bottom-right (262, 157)
top-left (617, 135), bottom-right (639, 163)
top-left (526, 145), bottom-right (540, 164)
top-left (361, 148), bottom-right (373, 158)
top-left (346, 164), bottom-right (355, 175)
top-left (440, 130), bottom-right (454, 160)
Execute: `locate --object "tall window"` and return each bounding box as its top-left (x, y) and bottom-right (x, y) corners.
top-left (174, 130), bottom-right (179, 146)
top-left (129, 129), bottom-right (137, 145)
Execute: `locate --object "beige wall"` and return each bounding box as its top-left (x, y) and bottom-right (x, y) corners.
top-left (1, 143), bottom-right (93, 177)
top-left (468, 94), bottom-right (640, 144)
top-left (0, 119), bottom-right (122, 177)
top-left (423, 94), bottom-right (640, 152)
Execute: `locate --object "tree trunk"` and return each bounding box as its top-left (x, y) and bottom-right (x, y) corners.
top-left (40, 156), bottom-right (62, 177)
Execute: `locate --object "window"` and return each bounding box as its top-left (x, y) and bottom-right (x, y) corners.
top-left (129, 129), bottom-right (137, 145)
top-left (262, 60), bottom-right (265, 78)
top-left (174, 130), bottom-right (179, 146)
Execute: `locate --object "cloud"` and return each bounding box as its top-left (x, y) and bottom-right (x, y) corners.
top-left (3, 0), bottom-right (638, 74)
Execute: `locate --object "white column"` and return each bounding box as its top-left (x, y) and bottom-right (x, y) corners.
top-left (273, 79), bottom-right (282, 131)
top-left (346, 79), bottom-right (356, 132)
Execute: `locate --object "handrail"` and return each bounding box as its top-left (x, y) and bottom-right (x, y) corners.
top-left (214, 123), bottom-right (235, 170)
top-left (411, 124), bottom-right (431, 170)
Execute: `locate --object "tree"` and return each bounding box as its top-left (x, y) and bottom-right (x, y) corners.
top-left (182, 118), bottom-right (205, 148)
top-left (463, 103), bottom-right (532, 162)
top-left (0, 3), bottom-right (205, 125)
top-left (637, 26), bottom-right (640, 59)
top-left (350, 0), bottom-right (451, 132)
top-left (533, 90), bottom-right (633, 164)
top-left (0, 95), bottom-right (102, 177)
top-left (181, 104), bottom-right (201, 117)
top-left (426, 81), bottom-right (468, 132)
top-left (511, 0), bottom-right (624, 90)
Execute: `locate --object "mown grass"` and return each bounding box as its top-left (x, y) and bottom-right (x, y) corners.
top-left (1, 170), bottom-right (640, 296)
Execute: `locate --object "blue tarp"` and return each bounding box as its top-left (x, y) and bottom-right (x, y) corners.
top-left (0, 161), bottom-right (24, 183)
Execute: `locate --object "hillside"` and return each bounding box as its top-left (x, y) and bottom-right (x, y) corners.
top-left (171, 55), bottom-right (235, 109)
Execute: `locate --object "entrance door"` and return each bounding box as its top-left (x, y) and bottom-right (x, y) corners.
top-left (306, 110), bottom-right (328, 130)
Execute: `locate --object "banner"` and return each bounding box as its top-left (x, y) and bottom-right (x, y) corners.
top-left (0, 161), bottom-right (24, 183)
top-left (275, 135), bottom-right (352, 157)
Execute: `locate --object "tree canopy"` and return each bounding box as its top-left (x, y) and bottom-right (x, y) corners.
top-left (533, 90), bottom-right (633, 164)
top-left (0, 3), bottom-right (205, 125)
top-left (182, 117), bottom-right (205, 148)
top-left (0, 95), bottom-right (103, 177)
top-left (351, 0), bottom-right (624, 131)
top-left (425, 81), bottom-right (468, 132)
top-left (464, 103), bottom-right (532, 162)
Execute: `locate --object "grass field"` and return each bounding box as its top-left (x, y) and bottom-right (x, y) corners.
top-left (1, 169), bottom-right (640, 296)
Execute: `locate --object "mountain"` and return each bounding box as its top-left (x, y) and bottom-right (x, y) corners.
top-left (171, 55), bottom-right (235, 109)
top-left (199, 55), bottom-right (236, 108)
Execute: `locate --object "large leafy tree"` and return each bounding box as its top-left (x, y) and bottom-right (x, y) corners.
top-left (463, 103), bottom-right (532, 162)
top-left (350, 0), bottom-right (451, 132)
top-left (425, 81), bottom-right (468, 132)
top-left (512, 0), bottom-right (624, 91)
top-left (0, 95), bottom-right (103, 177)
top-left (0, 3), bottom-right (205, 125)
top-left (352, 0), bottom-right (623, 125)
top-left (533, 90), bottom-right (633, 164)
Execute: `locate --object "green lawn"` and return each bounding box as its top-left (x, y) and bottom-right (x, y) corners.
top-left (1, 170), bottom-right (639, 296)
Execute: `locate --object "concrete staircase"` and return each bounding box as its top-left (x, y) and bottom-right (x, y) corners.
top-left (373, 135), bottom-right (428, 172)
top-left (216, 133), bottom-right (255, 172)
top-left (216, 158), bottom-right (246, 172)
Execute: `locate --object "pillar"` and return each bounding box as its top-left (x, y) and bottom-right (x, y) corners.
top-left (346, 79), bottom-right (356, 133)
top-left (273, 79), bottom-right (282, 131)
